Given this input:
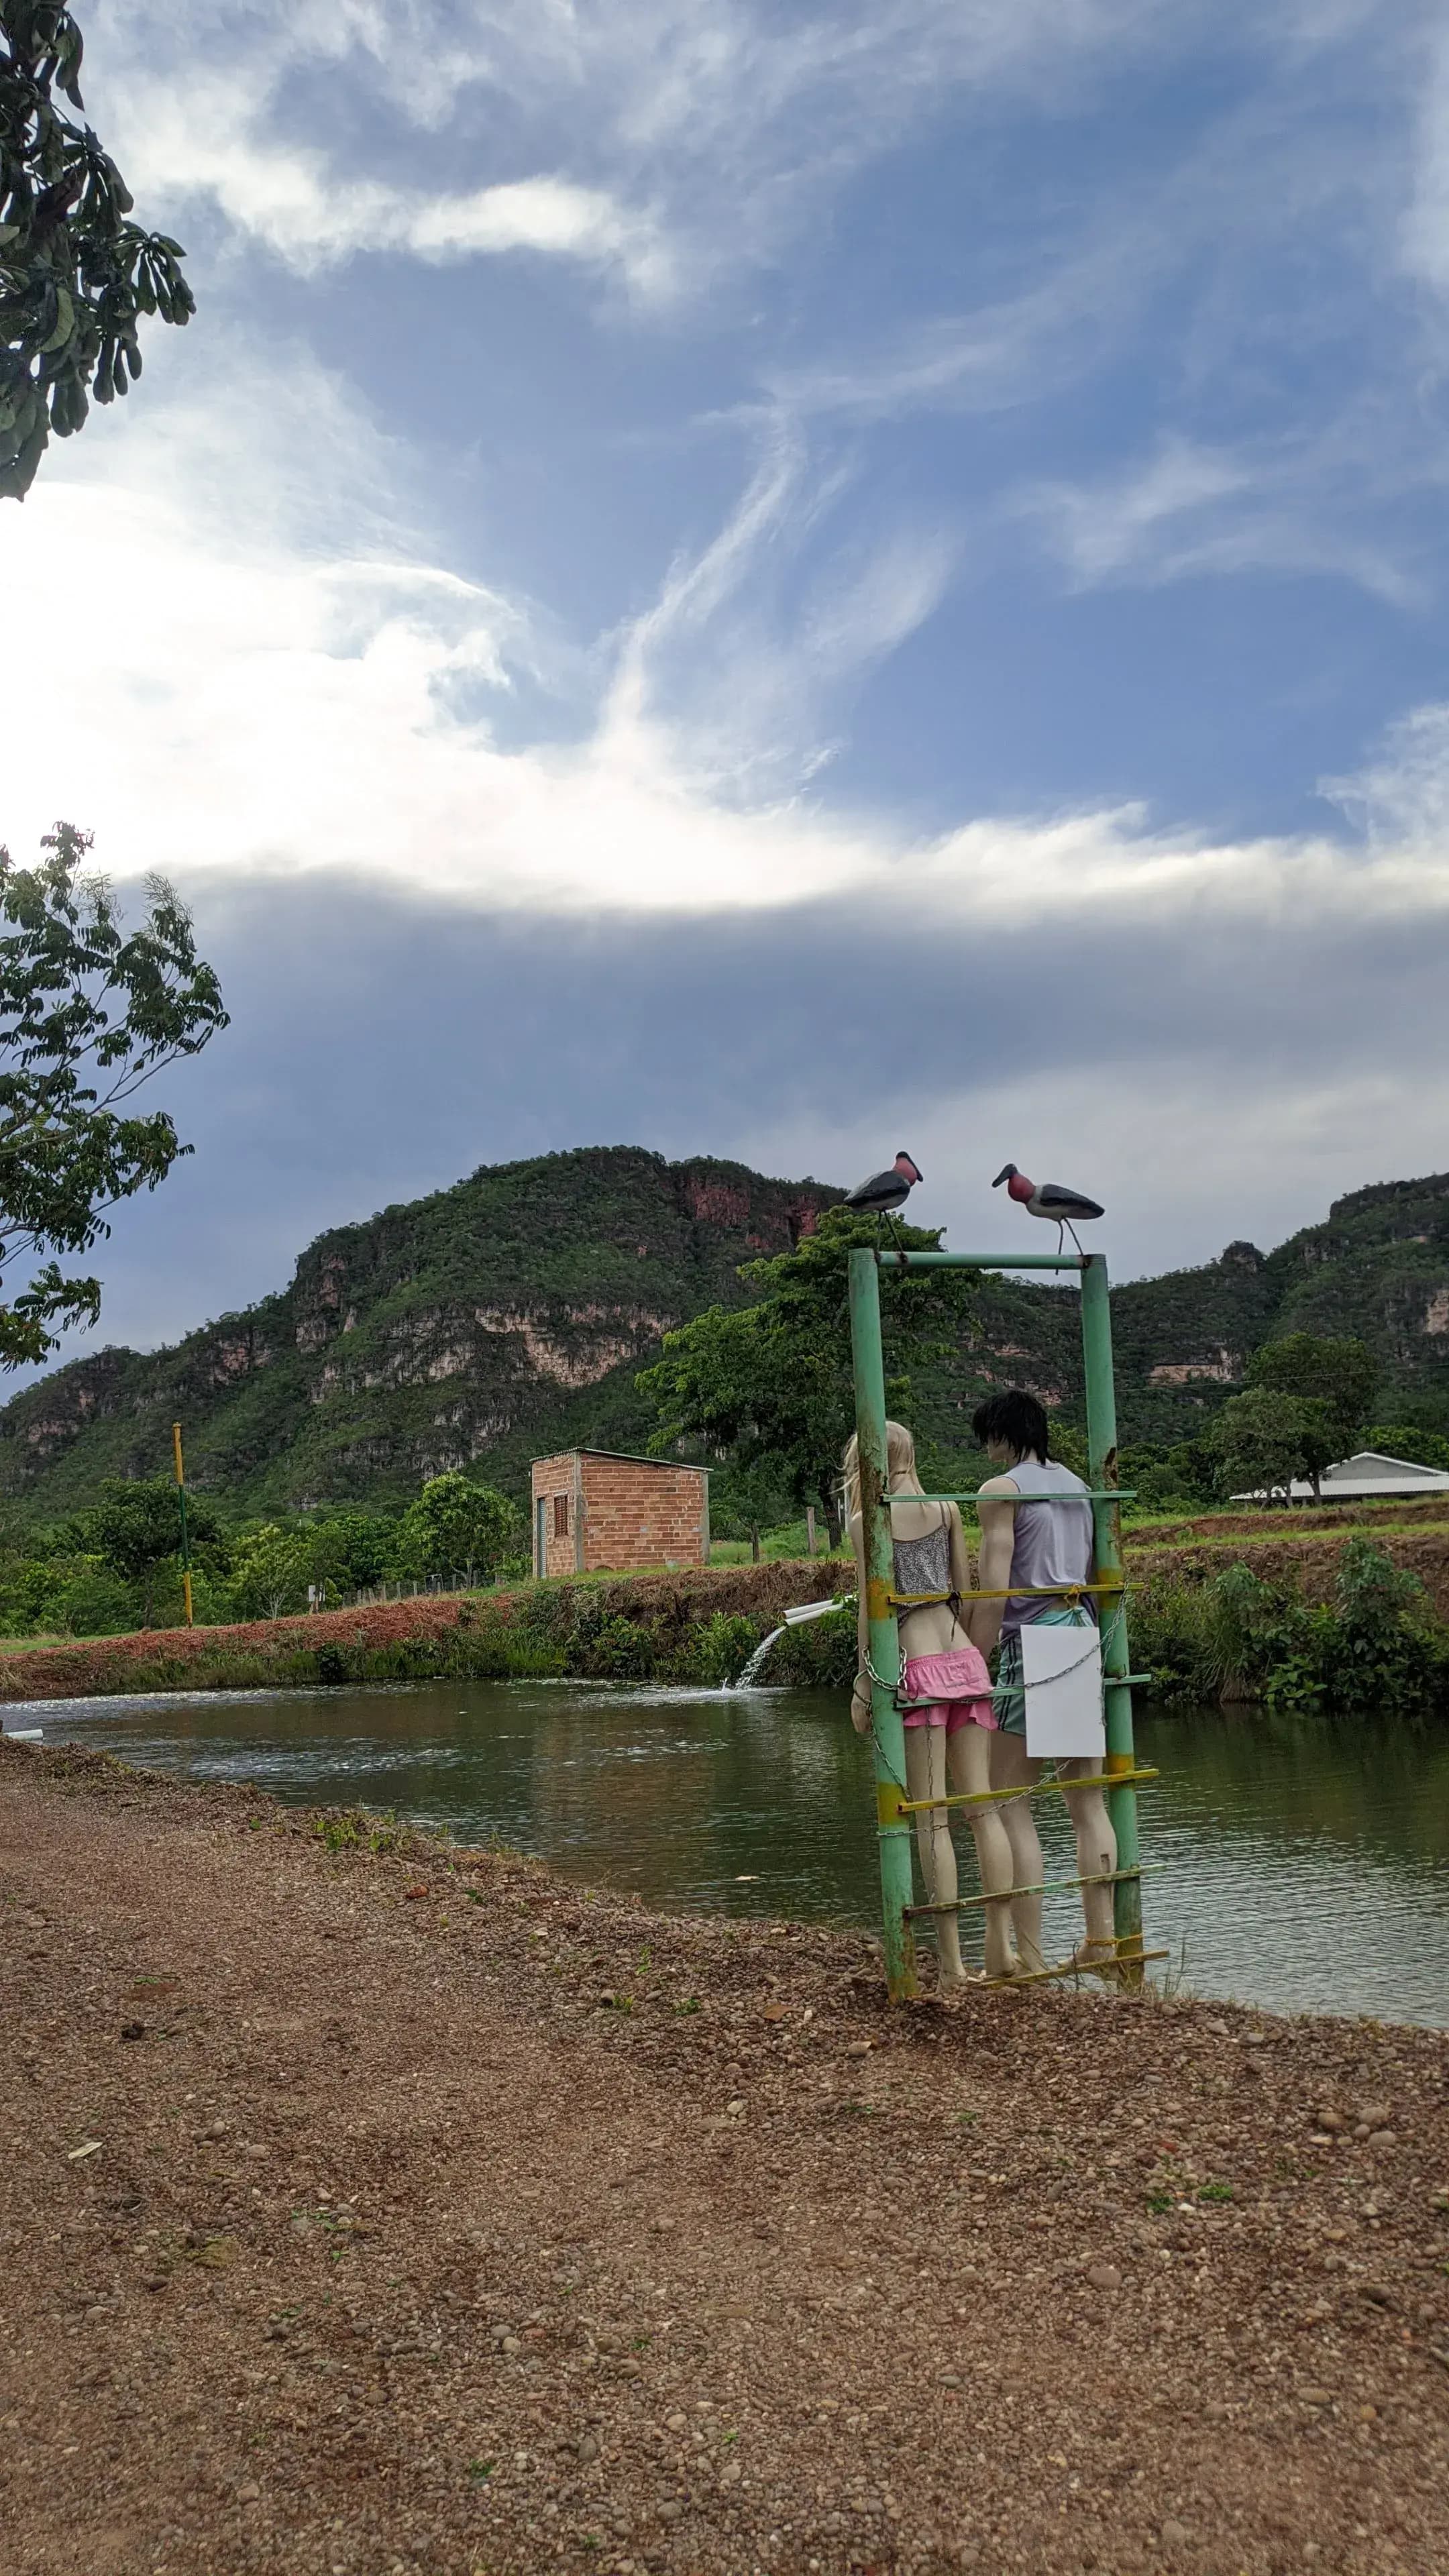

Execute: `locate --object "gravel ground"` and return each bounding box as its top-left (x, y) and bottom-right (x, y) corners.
top-left (2, 1740), bottom-right (1448, 2576)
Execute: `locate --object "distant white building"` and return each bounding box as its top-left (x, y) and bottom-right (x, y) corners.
top-left (1232, 1448), bottom-right (1449, 1505)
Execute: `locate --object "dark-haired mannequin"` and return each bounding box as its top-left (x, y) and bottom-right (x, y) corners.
top-left (973, 1396), bottom-right (1116, 1974)
top-left (847, 1421), bottom-right (1017, 1988)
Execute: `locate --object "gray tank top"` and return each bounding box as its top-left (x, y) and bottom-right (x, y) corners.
top-left (892, 1509), bottom-right (951, 1622)
top-left (1000, 1460), bottom-right (1094, 1635)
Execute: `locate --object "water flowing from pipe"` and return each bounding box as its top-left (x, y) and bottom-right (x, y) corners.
top-left (733, 1626), bottom-right (786, 1690)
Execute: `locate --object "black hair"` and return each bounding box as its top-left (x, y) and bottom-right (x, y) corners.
top-left (971, 1388), bottom-right (1050, 1464)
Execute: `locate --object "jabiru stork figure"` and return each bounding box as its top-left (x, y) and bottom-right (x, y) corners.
top-left (992, 1163), bottom-right (1104, 1257)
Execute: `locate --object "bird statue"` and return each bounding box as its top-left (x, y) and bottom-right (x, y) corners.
top-left (992, 1163), bottom-right (1104, 1256)
top-left (845, 1150), bottom-right (923, 1250)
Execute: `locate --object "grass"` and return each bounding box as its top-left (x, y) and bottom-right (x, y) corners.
top-left (1130, 1513), bottom-right (1449, 1556)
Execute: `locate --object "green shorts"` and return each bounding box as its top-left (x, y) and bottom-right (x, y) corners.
top-left (993, 1605), bottom-right (1097, 1737)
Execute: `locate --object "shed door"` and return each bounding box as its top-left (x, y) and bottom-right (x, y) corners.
top-left (535, 1496), bottom-right (548, 1576)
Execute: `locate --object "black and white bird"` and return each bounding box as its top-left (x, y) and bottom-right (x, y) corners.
top-left (992, 1162), bottom-right (1104, 1256)
top-left (845, 1150), bottom-right (923, 1219)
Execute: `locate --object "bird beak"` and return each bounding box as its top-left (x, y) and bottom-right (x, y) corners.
top-left (991, 1165), bottom-right (1016, 1188)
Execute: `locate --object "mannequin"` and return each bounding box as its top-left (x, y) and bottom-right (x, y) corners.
top-left (846, 1421), bottom-right (1017, 1988)
top-left (972, 1389), bottom-right (1116, 1976)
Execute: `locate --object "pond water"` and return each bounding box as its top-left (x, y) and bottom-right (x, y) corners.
top-left (6, 1680), bottom-right (1448, 2028)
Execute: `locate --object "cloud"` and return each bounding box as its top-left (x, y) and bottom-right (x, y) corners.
top-left (109, 64), bottom-right (672, 296)
top-left (1015, 431), bottom-right (1429, 605)
top-left (87, 0), bottom-right (1175, 303)
top-left (7, 333), bottom-right (1449, 952)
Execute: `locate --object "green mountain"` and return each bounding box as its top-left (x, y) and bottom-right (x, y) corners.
top-left (1, 1150), bottom-right (1446, 1521)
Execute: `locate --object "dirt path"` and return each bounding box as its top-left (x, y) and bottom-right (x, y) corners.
top-left (2, 1743), bottom-right (1447, 2576)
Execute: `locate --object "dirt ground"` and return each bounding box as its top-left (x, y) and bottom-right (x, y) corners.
top-left (2, 1743), bottom-right (1447, 2576)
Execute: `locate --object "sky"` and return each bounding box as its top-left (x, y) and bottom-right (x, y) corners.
top-left (4, 0), bottom-right (1449, 1366)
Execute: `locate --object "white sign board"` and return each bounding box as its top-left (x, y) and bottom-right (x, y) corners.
top-left (1021, 1623), bottom-right (1105, 1760)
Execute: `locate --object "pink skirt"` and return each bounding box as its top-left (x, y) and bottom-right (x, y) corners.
top-left (900, 1643), bottom-right (997, 1733)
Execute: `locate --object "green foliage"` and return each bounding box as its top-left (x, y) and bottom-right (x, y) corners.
top-left (227, 1521), bottom-right (311, 1620)
top-left (692, 1610), bottom-right (760, 1686)
top-left (1247, 1332), bottom-right (1377, 1458)
top-left (0, 825), bottom-right (227, 1364)
top-left (1132, 1541), bottom-right (1449, 1717)
top-left (394, 1472), bottom-right (523, 1581)
top-left (639, 1205), bottom-right (977, 1527)
top-left (82, 1472), bottom-right (222, 1621)
top-left (1118, 1440), bottom-right (1215, 1519)
top-left (1208, 1386), bottom-right (1334, 1501)
top-left (1, 3), bottom-right (195, 499)
top-left (1360, 1424), bottom-right (1449, 1472)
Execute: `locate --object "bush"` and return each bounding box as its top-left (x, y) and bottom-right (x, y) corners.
top-left (692, 1611), bottom-right (761, 1686)
top-left (1131, 1540), bottom-right (1449, 1717)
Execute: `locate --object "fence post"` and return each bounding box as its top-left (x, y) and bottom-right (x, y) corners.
top-left (848, 1250), bottom-right (917, 2002)
top-left (1079, 1253), bottom-right (1143, 1972)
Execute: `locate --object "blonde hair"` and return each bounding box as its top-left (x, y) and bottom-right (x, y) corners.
top-left (842, 1419), bottom-right (918, 1519)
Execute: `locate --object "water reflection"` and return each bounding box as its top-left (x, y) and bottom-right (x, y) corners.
top-left (6, 1680), bottom-right (1447, 2027)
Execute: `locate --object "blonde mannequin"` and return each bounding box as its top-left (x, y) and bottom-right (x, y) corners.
top-left (846, 1422), bottom-right (1018, 1988)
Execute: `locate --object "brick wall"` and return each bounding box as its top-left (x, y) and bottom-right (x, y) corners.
top-left (531, 1451), bottom-right (585, 1578)
top-left (578, 1454), bottom-right (708, 1571)
top-left (531, 1451), bottom-right (708, 1575)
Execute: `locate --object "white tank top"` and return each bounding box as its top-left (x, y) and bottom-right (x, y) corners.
top-left (1001, 1458), bottom-right (1095, 1635)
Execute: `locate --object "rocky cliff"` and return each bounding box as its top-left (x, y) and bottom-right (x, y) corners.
top-left (1, 1152), bottom-right (1446, 1518)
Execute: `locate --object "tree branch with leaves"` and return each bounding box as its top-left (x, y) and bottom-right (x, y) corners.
top-left (1, 0), bottom-right (194, 500)
top-left (637, 1206), bottom-right (978, 1542)
top-left (0, 822), bottom-right (228, 1366)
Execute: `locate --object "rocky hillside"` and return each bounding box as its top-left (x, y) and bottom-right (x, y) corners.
top-left (0, 1150), bottom-right (835, 1517)
top-left (1, 1152), bottom-right (1446, 1518)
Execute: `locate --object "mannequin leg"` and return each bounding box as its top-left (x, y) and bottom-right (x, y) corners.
top-left (945, 1724), bottom-right (1017, 1981)
top-left (987, 1730), bottom-right (1048, 1976)
top-left (904, 1726), bottom-right (967, 1990)
top-left (1063, 1761), bottom-right (1117, 1962)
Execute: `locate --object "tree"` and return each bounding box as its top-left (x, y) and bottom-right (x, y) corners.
top-left (0, 824), bottom-right (227, 1365)
top-left (395, 1472), bottom-right (523, 1582)
top-left (83, 1472), bottom-right (221, 1623)
top-left (1246, 1333), bottom-right (1377, 1466)
top-left (637, 1206), bottom-right (977, 1540)
top-left (1359, 1424), bottom-right (1449, 1472)
top-left (1208, 1387), bottom-right (1333, 1504)
top-left (304, 1510), bottom-right (398, 1596)
top-left (228, 1523), bottom-right (312, 1621)
top-left (1, 2), bottom-right (194, 500)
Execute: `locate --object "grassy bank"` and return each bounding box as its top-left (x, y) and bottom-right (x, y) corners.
top-left (0, 1560), bottom-right (852, 1703)
top-left (5, 1508), bottom-right (1449, 1715)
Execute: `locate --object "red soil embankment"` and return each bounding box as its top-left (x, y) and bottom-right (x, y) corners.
top-left (1126, 1527), bottom-right (1449, 1619)
top-left (0, 1559), bottom-right (845, 1703)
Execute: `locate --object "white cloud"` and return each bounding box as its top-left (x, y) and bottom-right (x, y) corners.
top-left (5, 334), bottom-right (1449, 961)
top-left (87, 0), bottom-right (1172, 301)
top-left (1015, 433), bottom-right (1426, 605)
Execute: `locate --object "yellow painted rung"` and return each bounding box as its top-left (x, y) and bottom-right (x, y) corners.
top-left (981, 1947), bottom-right (1171, 1988)
top-left (904, 1865), bottom-right (1154, 1917)
top-left (890, 1581), bottom-right (1123, 1606)
top-left (898, 1764), bottom-right (1157, 1816)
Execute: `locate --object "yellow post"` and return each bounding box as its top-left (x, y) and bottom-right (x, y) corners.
top-left (172, 1421), bottom-right (195, 1627)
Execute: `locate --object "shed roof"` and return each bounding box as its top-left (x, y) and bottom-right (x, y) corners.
top-left (533, 1448), bottom-right (710, 1474)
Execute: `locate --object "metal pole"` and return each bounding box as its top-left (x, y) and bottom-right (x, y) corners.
top-left (171, 1421), bottom-right (194, 1629)
top-left (1077, 1256), bottom-right (1142, 1968)
top-left (847, 1248), bottom-right (917, 2002)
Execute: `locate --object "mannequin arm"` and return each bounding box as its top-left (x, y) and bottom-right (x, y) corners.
top-left (971, 1480), bottom-right (1018, 1658)
top-left (947, 1505), bottom-right (973, 1638)
top-left (848, 1511), bottom-right (871, 1734)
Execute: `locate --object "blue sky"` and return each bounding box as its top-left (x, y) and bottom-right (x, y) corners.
top-left (4, 0), bottom-right (1449, 1361)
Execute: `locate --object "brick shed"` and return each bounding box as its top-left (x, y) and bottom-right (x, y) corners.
top-left (530, 1450), bottom-right (710, 1578)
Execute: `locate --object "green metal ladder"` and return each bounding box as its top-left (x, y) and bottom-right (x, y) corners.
top-left (848, 1244), bottom-right (1155, 2002)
